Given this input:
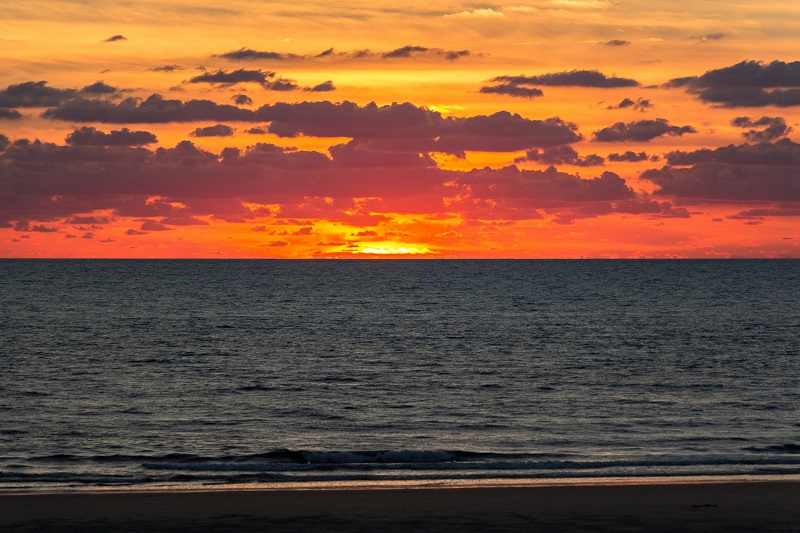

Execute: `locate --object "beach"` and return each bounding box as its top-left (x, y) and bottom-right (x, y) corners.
top-left (3, 481), bottom-right (800, 532)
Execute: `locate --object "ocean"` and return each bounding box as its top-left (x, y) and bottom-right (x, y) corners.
top-left (1, 259), bottom-right (799, 492)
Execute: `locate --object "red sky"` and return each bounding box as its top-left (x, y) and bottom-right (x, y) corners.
top-left (1, 1), bottom-right (799, 258)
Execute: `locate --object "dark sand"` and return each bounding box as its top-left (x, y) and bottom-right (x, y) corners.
top-left (2, 482), bottom-right (800, 532)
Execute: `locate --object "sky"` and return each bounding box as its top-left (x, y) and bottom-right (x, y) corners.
top-left (1, 1), bottom-right (800, 258)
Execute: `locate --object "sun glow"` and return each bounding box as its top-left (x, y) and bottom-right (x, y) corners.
top-left (359, 245), bottom-right (433, 255)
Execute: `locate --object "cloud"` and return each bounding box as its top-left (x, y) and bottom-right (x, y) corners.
top-left (1, 132), bottom-right (652, 228)
top-left (190, 123), bottom-right (235, 137)
top-left (665, 138), bottom-right (800, 166)
top-left (150, 65), bottom-right (184, 72)
top-left (730, 116), bottom-right (792, 142)
top-left (516, 145), bottom-right (604, 166)
top-left (479, 83), bottom-right (543, 98)
top-left (188, 68), bottom-right (275, 87)
top-left (456, 167), bottom-right (635, 214)
top-left (607, 151), bottom-right (651, 162)
top-left (642, 139), bottom-right (800, 201)
top-left (445, 50), bottom-right (470, 61)
top-left (0, 81), bottom-right (77, 108)
top-left (65, 127), bottom-right (158, 146)
top-left (492, 70), bottom-right (638, 88)
top-left (383, 45), bottom-right (429, 58)
top-left (125, 228), bottom-right (147, 235)
top-left (481, 70), bottom-right (637, 97)
top-left (232, 94), bottom-right (253, 106)
top-left (667, 60), bottom-right (800, 107)
top-left (329, 140), bottom-right (436, 168)
top-left (43, 94), bottom-right (255, 123)
top-left (215, 46), bottom-right (474, 64)
top-left (217, 48), bottom-right (298, 61)
top-left (244, 126), bottom-right (268, 134)
top-left (14, 220), bottom-right (58, 232)
top-left (607, 97), bottom-right (652, 111)
top-left (0, 134), bottom-right (10, 151)
top-left (65, 215), bottom-right (110, 225)
top-left (269, 240), bottom-right (289, 246)
top-left (729, 207), bottom-right (800, 220)
top-left (305, 80), bottom-right (336, 92)
top-left (80, 82), bottom-right (118, 95)
top-left (140, 220), bottom-right (171, 231)
top-left (104, 35), bottom-right (127, 42)
top-left (0, 108), bottom-right (22, 120)
top-left (257, 101), bottom-right (582, 151)
top-left (605, 40), bottom-right (630, 46)
top-left (592, 119), bottom-right (696, 142)
top-left (382, 45), bottom-right (473, 61)
top-left (41, 98), bottom-right (581, 154)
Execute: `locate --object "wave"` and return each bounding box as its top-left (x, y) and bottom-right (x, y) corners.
top-left (6, 448), bottom-right (800, 490)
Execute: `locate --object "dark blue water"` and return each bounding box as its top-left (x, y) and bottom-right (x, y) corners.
top-left (1, 260), bottom-right (799, 491)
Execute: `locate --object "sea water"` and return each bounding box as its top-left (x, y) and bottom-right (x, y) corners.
top-left (1, 259), bottom-right (799, 491)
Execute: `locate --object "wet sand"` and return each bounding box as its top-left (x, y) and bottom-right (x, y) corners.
top-left (2, 481), bottom-right (800, 532)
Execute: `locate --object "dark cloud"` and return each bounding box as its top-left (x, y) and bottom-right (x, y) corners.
top-left (140, 220), bottom-right (172, 231)
top-left (481, 70), bottom-right (637, 98)
top-left (605, 40), bottom-right (630, 46)
top-left (244, 126), bottom-right (268, 134)
top-left (268, 79), bottom-right (299, 91)
top-left (43, 94), bottom-right (255, 123)
top-left (492, 70), bottom-right (639, 88)
top-left (607, 97), bottom-right (652, 111)
top-left (592, 119), bottom-right (696, 142)
top-left (222, 142), bottom-right (330, 170)
top-left (262, 102), bottom-right (582, 151)
top-left (217, 48), bottom-right (298, 61)
top-left (329, 140), bottom-right (436, 168)
top-left (14, 220), bottom-right (58, 232)
top-left (729, 207), bottom-right (800, 220)
top-left (643, 139), bottom-right (800, 201)
top-left (383, 45), bottom-right (430, 58)
top-left (125, 228), bottom-right (147, 235)
top-left (306, 80), bottom-right (336, 92)
top-left (667, 60), bottom-right (800, 107)
top-left (315, 48), bottom-right (375, 59)
top-left (190, 124), bottom-right (235, 137)
top-left (445, 50), bottom-right (470, 60)
top-left (457, 166), bottom-right (635, 207)
top-left (65, 215), bottom-right (110, 225)
top-left (607, 151), bottom-right (650, 162)
top-left (516, 145), bottom-right (604, 167)
top-left (80, 81), bottom-right (118, 95)
top-left (0, 108), bottom-right (22, 120)
top-left (65, 127), bottom-right (158, 146)
top-left (0, 134), bottom-right (9, 151)
top-left (104, 35), bottom-right (127, 42)
top-left (42, 98), bottom-right (581, 152)
top-left (665, 138), bottom-right (800, 166)
top-left (730, 116), bottom-right (792, 142)
top-left (0, 81), bottom-right (77, 108)
top-left (479, 83), bottom-right (543, 98)
top-left (232, 94), bottom-right (253, 106)
top-left (188, 69), bottom-right (275, 87)
top-left (150, 65), bottom-right (184, 72)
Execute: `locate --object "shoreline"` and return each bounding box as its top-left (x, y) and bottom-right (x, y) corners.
top-left (3, 480), bottom-right (800, 531)
top-left (4, 472), bottom-right (800, 495)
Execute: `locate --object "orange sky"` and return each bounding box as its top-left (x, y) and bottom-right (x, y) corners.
top-left (1, 1), bottom-right (799, 258)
